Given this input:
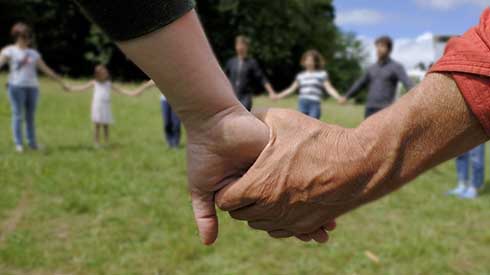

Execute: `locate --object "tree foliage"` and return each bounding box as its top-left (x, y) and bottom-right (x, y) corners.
top-left (0, 0), bottom-right (365, 90)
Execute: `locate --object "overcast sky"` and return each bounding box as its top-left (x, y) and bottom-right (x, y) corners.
top-left (334, 0), bottom-right (489, 69)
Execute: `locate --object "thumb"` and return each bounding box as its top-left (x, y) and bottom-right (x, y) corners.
top-left (191, 191), bottom-right (218, 245)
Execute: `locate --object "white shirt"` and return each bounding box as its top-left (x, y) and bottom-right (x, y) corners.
top-left (160, 94), bottom-right (167, 101)
top-left (93, 81), bottom-right (112, 104)
top-left (296, 70), bottom-right (328, 102)
top-left (1, 45), bottom-right (41, 87)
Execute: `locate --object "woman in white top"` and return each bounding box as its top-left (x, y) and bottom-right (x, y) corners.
top-left (273, 50), bottom-right (342, 119)
top-left (66, 65), bottom-right (131, 147)
top-left (0, 22), bottom-right (67, 152)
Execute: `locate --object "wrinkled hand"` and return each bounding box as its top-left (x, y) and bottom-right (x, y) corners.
top-left (216, 109), bottom-right (379, 241)
top-left (186, 106), bottom-right (270, 245)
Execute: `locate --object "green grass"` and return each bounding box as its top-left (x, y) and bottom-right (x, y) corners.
top-left (0, 75), bottom-right (490, 275)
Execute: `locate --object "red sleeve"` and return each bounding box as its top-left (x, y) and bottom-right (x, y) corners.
top-left (430, 8), bottom-right (490, 136)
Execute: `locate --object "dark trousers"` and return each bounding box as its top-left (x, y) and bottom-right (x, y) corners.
top-left (238, 94), bottom-right (253, 111)
top-left (364, 107), bottom-right (384, 119)
top-left (161, 100), bottom-right (181, 148)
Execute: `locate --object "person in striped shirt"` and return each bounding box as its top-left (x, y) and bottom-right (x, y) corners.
top-left (273, 50), bottom-right (342, 119)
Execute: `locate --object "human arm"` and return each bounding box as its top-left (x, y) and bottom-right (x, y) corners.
top-left (274, 80), bottom-right (299, 99)
top-left (215, 73), bottom-right (487, 240)
top-left (341, 71), bottom-right (370, 103)
top-left (250, 59), bottom-right (276, 97)
top-left (112, 83), bottom-right (134, 96)
top-left (396, 64), bottom-right (414, 91)
top-left (36, 58), bottom-right (67, 88)
top-left (73, 1), bottom-right (271, 245)
top-left (66, 81), bottom-right (94, 92)
top-left (323, 80), bottom-right (342, 101)
top-left (129, 80), bottom-right (156, 97)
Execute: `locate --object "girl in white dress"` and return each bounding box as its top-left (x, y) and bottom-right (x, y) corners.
top-left (66, 65), bottom-right (131, 147)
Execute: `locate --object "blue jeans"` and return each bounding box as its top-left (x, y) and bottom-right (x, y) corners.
top-left (456, 144), bottom-right (485, 189)
top-left (298, 98), bottom-right (321, 119)
top-left (161, 100), bottom-right (181, 148)
top-left (7, 85), bottom-right (39, 147)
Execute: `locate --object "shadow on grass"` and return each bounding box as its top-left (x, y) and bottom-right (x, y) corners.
top-left (478, 181), bottom-right (490, 197)
top-left (47, 144), bottom-right (97, 154)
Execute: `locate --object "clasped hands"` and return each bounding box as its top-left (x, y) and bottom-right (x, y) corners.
top-left (187, 106), bottom-right (383, 245)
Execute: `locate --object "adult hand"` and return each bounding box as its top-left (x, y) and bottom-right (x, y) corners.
top-left (187, 106), bottom-right (270, 245)
top-left (215, 108), bottom-right (375, 239)
top-left (216, 74), bottom-right (489, 241)
top-left (61, 82), bottom-right (70, 92)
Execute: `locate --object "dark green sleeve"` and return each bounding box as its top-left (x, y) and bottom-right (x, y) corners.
top-left (74, 0), bottom-right (195, 41)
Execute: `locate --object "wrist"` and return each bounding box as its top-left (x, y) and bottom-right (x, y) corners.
top-left (350, 114), bottom-right (402, 203)
top-left (185, 104), bottom-right (269, 160)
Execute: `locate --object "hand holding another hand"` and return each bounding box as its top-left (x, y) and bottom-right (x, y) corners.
top-left (338, 96), bottom-right (348, 105)
top-left (186, 106), bottom-right (270, 245)
top-left (216, 109), bottom-right (382, 242)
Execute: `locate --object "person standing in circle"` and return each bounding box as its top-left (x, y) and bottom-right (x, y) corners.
top-left (224, 35), bottom-right (276, 111)
top-left (339, 36), bottom-right (413, 118)
top-left (0, 22), bottom-right (67, 152)
top-left (130, 80), bottom-right (182, 149)
top-left (273, 50), bottom-right (342, 119)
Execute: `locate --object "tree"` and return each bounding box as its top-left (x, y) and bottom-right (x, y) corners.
top-left (0, 0), bottom-right (365, 88)
top-left (197, 0), bottom-right (365, 92)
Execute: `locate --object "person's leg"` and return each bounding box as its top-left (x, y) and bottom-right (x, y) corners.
top-left (169, 104), bottom-right (181, 147)
top-left (460, 144), bottom-right (486, 199)
top-left (94, 123), bottom-right (101, 146)
top-left (25, 87), bottom-right (39, 149)
top-left (298, 99), bottom-right (309, 116)
top-left (449, 152), bottom-right (470, 195)
top-left (103, 125), bottom-right (110, 144)
top-left (7, 86), bottom-right (26, 149)
top-left (471, 144), bottom-right (486, 190)
top-left (365, 107), bottom-right (383, 119)
top-left (162, 100), bottom-right (173, 147)
top-left (309, 101), bottom-right (322, 120)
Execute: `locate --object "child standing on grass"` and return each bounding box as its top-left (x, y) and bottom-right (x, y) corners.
top-left (66, 65), bottom-right (131, 147)
top-left (272, 50), bottom-right (342, 120)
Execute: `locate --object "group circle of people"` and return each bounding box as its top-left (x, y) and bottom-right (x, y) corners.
top-left (0, 22), bottom-right (484, 199)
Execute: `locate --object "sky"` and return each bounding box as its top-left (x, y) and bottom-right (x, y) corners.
top-left (334, 0), bottom-right (490, 69)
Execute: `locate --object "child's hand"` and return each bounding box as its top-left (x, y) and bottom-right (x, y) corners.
top-left (62, 83), bottom-right (72, 92)
top-left (271, 93), bottom-right (282, 101)
top-left (338, 97), bottom-right (348, 105)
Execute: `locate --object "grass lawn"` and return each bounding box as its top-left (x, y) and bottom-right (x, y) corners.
top-left (0, 76), bottom-right (490, 275)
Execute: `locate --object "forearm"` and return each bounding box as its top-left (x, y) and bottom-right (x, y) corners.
top-left (38, 63), bottom-right (62, 83)
top-left (354, 73), bottom-right (487, 203)
top-left (117, 11), bottom-right (244, 130)
top-left (264, 83), bottom-right (275, 96)
top-left (326, 86), bottom-right (341, 100)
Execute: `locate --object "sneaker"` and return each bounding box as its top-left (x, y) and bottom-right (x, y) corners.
top-left (459, 186), bottom-right (478, 199)
top-left (15, 145), bottom-right (24, 153)
top-left (447, 184), bottom-right (467, 196)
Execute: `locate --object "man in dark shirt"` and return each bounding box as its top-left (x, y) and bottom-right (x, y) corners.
top-left (340, 36), bottom-right (414, 118)
top-left (224, 35), bottom-right (276, 111)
